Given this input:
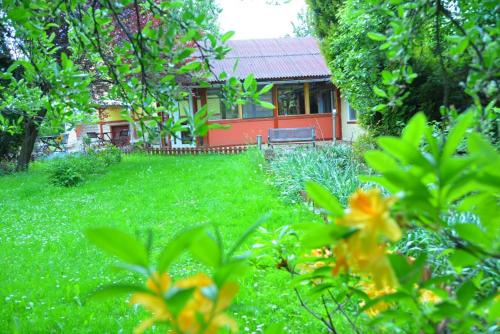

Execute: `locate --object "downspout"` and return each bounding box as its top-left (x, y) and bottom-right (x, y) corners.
top-left (331, 90), bottom-right (336, 143)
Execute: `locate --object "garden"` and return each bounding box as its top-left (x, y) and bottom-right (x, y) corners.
top-left (1, 0), bottom-right (499, 333)
top-left (0, 150), bottom-right (326, 332)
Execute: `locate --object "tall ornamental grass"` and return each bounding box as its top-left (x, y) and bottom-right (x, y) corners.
top-left (266, 144), bottom-right (366, 205)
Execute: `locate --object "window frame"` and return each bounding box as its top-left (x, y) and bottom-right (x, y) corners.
top-left (347, 103), bottom-right (357, 123)
top-left (276, 83), bottom-right (306, 116)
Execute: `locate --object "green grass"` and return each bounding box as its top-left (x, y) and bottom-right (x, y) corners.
top-left (0, 152), bottom-right (325, 333)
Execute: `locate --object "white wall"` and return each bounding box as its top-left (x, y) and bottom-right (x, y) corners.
top-left (340, 97), bottom-right (364, 142)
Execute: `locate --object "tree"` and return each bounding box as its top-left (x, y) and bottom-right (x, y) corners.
top-left (0, 0), bottom-right (266, 171)
top-left (291, 7), bottom-right (315, 37)
top-left (306, 0), bottom-right (491, 137)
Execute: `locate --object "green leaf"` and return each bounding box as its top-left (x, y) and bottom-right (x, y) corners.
top-left (157, 226), bottom-right (205, 272)
top-left (402, 112), bottom-right (427, 147)
top-left (227, 213), bottom-right (269, 258)
top-left (455, 223), bottom-right (487, 247)
top-left (364, 150), bottom-right (399, 173)
top-left (299, 223), bottom-right (356, 248)
top-left (85, 228), bottom-right (149, 267)
top-left (258, 101), bottom-right (276, 110)
top-left (367, 32), bottom-right (387, 41)
top-left (243, 74), bottom-right (256, 91)
top-left (190, 233), bottom-right (222, 268)
top-left (373, 86), bottom-right (388, 98)
top-left (258, 84), bottom-right (273, 94)
top-left (178, 61), bottom-right (201, 73)
top-left (442, 112), bottom-right (474, 158)
top-left (8, 7), bottom-right (31, 22)
top-left (221, 31), bottom-right (235, 43)
top-left (165, 287), bottom-right (196, 316)
top-left (456, 280), bottom-right (476, 307)
top-left (305, 181), bottom-right (344, 216)
top-left (468, 132), bottom-right (498, 157)
top-left (448, 250), bottom-right (478, 270)
top-left (450, 38), bottom-right (469, 55)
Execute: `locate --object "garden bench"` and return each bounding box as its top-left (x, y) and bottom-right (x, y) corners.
top-left (268, 127), bottom-right (316, 148)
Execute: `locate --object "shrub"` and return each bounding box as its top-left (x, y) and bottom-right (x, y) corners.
top-left (92, 145), bottom-right (122, 166)
top-left (47, 154), bottom-right (105, 187)
top-left (0, 160), bottom-right (16, 176)
top-left (267, 144), bottom-right (366, 205)
top-left (351, 132), bottom-right (377, 161)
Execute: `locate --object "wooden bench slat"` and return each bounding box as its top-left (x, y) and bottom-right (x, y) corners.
top-left (268, 127), bottom-right (316, 147)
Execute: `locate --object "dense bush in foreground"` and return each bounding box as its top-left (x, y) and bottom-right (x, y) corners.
top-left (47, 146), bottom-right (122, 187)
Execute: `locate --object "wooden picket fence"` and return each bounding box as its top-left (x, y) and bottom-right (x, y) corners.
top-left (133, 146), bottom-right (248, 155)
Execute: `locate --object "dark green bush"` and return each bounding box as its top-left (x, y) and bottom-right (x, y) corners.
top-left (47, 154), bottom-right (105, 187)
top-left (0, 160), bottom-right (16, 176)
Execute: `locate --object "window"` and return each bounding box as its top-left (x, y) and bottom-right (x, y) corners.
top-left (205, 89), bottom-right (239, 120)
top-left (277, 84), bottom-right (305, 115)
top-left (347, 103), bottom-right (357, 122)
top-left (243, 86), bottom-right (273, 119)
top-left (309, 83), bottom-right (333, 114)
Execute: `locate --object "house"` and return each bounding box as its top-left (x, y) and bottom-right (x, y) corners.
top-left (77, 37), bottom-right (363, 148)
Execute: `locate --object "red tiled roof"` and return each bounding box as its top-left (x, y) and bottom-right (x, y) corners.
top-left (206, 37), bottom-right (331, 82)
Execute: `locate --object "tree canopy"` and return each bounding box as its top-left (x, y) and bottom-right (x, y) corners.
top-left (0, 0), bottom-right (266, 170)
top-left (308, 0), bottom-right (498, 139)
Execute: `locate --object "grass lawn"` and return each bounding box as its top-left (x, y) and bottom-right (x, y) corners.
top-left (0, 152), bottom-right (325, 333)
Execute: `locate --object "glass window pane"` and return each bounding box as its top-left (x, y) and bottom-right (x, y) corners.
top-left (206, 88), bottom-right (239, 120)
top-left (206, 89), bottom-right (221, 120)
top-left (348, 103), bottom-right (357, 121)
top-left (309, 82), bottom-right (333, 114)
top-left (243, 87), bottom-right (273, 119)
top-left (277, 84), bottom-right (305, 116)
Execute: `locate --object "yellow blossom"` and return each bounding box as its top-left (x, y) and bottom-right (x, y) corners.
top-left (331, 189), bottom-right (401, 290)
top-left (419, 288), bottom-right (441, 304)
top-left (130, 272), bottom-right (238, 334)
top-left (339, 188), bottom-right (401, 248)
top-left (359, 281), bottom-right (395, 317)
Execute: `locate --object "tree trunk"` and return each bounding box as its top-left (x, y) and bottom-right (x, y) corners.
top-left (16, 109), bottom-right (46, 171)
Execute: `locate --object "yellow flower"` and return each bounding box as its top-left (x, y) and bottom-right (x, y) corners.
top-left (331, 189), bottom-right (401, 290)
top-left (359, 281), bottom-right (395, 317)
top-left (176, 273), bottom-right (238, 334)
top-left (130, 272), bottom-right (238, 334)
top-left (419, 288), bottom-right (441, 304)
top-left (339, 188), bottom-right (401, 248)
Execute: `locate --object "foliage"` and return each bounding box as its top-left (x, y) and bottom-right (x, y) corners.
top-left (89, 144), bottom-right (122, 167)
top-left (0, 153), bottom-right (324, 333)
top-left (0, 159), bottom-right (16, 176)
top-left (307, 0), bottom-right (497, 138)
top-left (47, 154), bottom-right (106, 187)
top-left (0, 0), bottom-right (273, 170)
top-left (363, 0), bottom-right (499, 142)
top-left (86, 224), bottom-right (250, 334)
top-left (351, 133), bottom-right (377, 161)
top-left (291, 7), bottom-right (316, 37)
top-left (266, 144), bottom-right (366, 205)
top-left (47, 145), bottom-right (122, 187)
top-left (259, 112), bottom-right (500, 333)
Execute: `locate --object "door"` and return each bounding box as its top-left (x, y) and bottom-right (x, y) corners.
top-left (110, 125), bottom-right (130, 146)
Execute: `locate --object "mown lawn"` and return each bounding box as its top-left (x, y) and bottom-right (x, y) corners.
top-left (0, 152), bottom-right (325, 333)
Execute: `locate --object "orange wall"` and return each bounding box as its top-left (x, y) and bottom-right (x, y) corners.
top-left (206, 114), bottom-right (335, 146)
top-left (277, 114), bottom-right (334, 141)
top-left (207, 118), bottom-right (274, 146)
